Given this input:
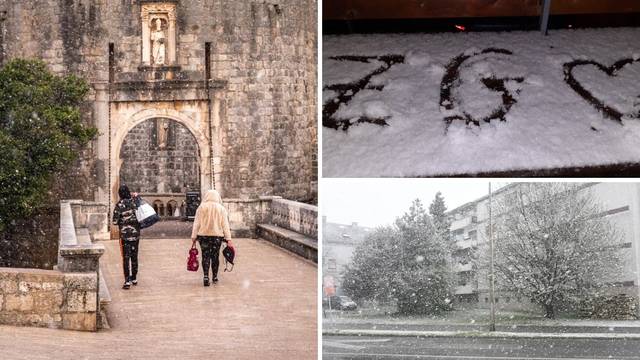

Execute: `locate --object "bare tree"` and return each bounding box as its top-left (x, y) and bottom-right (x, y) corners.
top-left (490, 183), bottom-right (622, 319)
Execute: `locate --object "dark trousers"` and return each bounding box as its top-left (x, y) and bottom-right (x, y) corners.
top-left (121, 239), bottom-right (139, 282)
top-left (198, 236), bottom-right (223, 279)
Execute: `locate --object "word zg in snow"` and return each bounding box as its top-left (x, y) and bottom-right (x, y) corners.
top-left (563, 58), bottom-right (640, 122)
top-left (439, 48), bottom-right (524, 127)
top-left (323, 55), bottom-right (405, 131)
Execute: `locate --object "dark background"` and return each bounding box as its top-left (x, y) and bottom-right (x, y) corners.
top-left (324, 0), bottom-right (640, 34)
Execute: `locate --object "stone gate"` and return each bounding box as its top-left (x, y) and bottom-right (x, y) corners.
top-left (0, 0), bottom-right (318, 232)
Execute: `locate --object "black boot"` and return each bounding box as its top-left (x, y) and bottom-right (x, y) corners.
top-left (203, 277), bottom-right (210, 287)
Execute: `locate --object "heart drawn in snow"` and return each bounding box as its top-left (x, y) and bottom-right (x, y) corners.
top-left (563, 58), bottom-right (640, 122)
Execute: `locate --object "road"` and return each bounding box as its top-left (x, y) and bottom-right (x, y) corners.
top-left (323, 335), bottom-right (640, 359)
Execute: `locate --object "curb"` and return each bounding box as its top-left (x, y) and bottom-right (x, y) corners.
top-left (323, 329), bottom-right (640, 340)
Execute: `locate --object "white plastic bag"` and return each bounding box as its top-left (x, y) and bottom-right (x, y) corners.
top-left (135, 197), bottom-right (160, 229)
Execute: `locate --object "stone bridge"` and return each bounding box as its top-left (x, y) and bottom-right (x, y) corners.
top-left (0, 198), bottom-right (317, 359)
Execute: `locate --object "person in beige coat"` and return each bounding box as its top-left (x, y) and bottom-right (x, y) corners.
top-left (191, 189), bottom-right (233, 286)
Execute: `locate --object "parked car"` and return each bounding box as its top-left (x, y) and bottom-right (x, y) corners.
top-left (326, 295), bottom-right (357, 311)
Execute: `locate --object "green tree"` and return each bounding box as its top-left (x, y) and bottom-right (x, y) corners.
top-left (0, 59), bottom-right (96, 231)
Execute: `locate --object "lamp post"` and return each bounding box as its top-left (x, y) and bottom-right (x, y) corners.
top-left (489, 182), bottom-right (496, 332)
top-left (540, 0), bottom-right (552, 35)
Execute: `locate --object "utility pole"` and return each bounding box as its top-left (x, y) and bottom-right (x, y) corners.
top-left (489, 182), bottom-right (496, 332)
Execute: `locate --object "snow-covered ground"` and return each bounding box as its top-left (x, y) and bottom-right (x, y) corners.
top-left (322, 28), bottom-right (640, 176)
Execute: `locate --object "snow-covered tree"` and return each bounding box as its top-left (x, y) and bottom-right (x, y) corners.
top-left (342, 226), bottom-right (396, 303)
top-left (429, 191), bottom-right (452, 244)
top-left (491, 183), bottom-right (622, 319)
top-left (343, 198), bottom-right (454, 314)
top-left (393, 199), bottom-right (453, 314)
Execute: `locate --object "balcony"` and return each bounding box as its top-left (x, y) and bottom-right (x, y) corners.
top-left (454, 284), bottom-right (476, 295)
top-left (455, 239), bottom-right (477, 250)
top-left (454, 263), bottom-right (473, 273)
top-left (451, 216), bottom-right (472, 230)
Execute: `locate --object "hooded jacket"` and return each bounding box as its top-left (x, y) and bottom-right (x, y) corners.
top-left (190, 189), bottom-right (232, 240)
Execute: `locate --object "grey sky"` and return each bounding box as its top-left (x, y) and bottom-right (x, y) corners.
top-left (322, 180), bottom-right (510, 228)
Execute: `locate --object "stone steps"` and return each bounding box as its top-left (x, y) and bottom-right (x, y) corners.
top-left (256, 223), bottom-right (317, 263)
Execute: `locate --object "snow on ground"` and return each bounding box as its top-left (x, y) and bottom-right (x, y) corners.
top-left (322, 28), bottom-right (640, 176)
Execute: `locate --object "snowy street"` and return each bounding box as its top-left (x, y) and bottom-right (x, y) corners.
top-left (323, 335), bottom-right (640, 359)
top-left (323, 28), bottom-right (640, 177)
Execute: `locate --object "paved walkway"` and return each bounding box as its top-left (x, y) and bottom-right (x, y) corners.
top-left (0, 237), bottom-right (317, 359)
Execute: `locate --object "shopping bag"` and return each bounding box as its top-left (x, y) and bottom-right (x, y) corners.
top-left (135, 197), bottom-right (160, 229)
top-left (187, 246), bottom-right (199, 272)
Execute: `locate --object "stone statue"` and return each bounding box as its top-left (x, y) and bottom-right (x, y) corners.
top-left (157, 119), bottom-right (170, 148)
top-left (151, 18), bottom-right (166, 65)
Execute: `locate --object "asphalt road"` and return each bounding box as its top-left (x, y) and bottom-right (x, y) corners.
top-left (323, 335), bottom-right (640, 359)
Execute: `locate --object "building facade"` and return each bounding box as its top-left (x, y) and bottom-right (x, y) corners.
top-left (448, 183), bottom-right (640, 310)
top-left (0, 0), bottom-right (317, 227)
top-left (322, 217), bottom-right (371, 296)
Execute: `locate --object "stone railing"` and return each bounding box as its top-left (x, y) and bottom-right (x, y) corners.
top-left (0, 201), bottom-right (105, 331)
top-left (225, 196), bottom-right (283, 238)
top-left (68, 200), bottom-right (109, 240)
top-left (271, 198), bottom-right (318, 238)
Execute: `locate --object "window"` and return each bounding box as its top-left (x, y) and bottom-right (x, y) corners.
top-left (167, 200), bottom-right (178, 217)
top-left (484, 297), bottom-right (488, 303)
top-left (153, 200), bottom-right (165, 217)
top-left (327, 259), bottom-right (337, 271)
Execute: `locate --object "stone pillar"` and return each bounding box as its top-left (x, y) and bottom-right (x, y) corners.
top-left (168, 13), bottom-right (176, 65)
top-left (93, 83), bottom-right (110, 204)
top-left (141, 13), bottom-right (151, 65)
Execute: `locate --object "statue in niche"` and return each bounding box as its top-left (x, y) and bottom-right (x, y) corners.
top-left (151, 18), bottom-right (166, 65)
top-left (157, 118), bottom-right (170, 149)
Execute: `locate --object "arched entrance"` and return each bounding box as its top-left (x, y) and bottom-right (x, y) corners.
top-left (109, 107), bottom-right (214, 211)
top-left (119, 118), bottom-right (200, 218)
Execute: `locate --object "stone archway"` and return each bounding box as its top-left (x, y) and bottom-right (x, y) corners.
top-left (109, 107), bottom-right (214, 209)
top-left (119, 118), bottom-right (201, 212)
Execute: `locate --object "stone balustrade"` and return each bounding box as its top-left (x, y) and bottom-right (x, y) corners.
top-left (255, 198), bottom-right (318, 263)
top-left (0, 200), bottom-right (105, 331)
top-left (271, 198), bottom-right (318, 238)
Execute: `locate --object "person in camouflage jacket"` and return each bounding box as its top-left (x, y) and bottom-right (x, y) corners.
top-left (112, 184), bottom-right (141, 289)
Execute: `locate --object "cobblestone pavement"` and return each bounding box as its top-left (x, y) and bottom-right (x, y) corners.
top-left (0, 237), bottom-right (317, 359)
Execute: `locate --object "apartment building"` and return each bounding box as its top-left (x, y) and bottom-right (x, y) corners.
top-left (322, 217), bottom-right (372, 296)
top-left (448, 183), bottom-right (640, 310)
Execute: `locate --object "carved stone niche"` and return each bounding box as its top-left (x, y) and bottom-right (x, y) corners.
top-left (141, 1), bottom-right (177, 67)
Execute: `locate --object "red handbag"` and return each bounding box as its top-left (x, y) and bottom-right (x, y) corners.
top-left (187, 246), bottom-right (199, 272)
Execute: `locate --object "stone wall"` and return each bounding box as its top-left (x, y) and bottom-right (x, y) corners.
top-left (120, 118), bottom-right (200, 194)
top-left (0, 200), bottom-right (104, 331)
top-left (0, 268), bottom-right (98, 331)
top-left (0, 0), bottom-right (317, 204)
top-left (225, 196), bottom-right (280, 238)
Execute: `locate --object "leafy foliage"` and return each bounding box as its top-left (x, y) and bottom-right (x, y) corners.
top-left (0, 59), bottom-right (96, 232)
top-left (343, 197), bottom-right (454, 315)
top-left (490, 183), bottom-right (623, 319)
